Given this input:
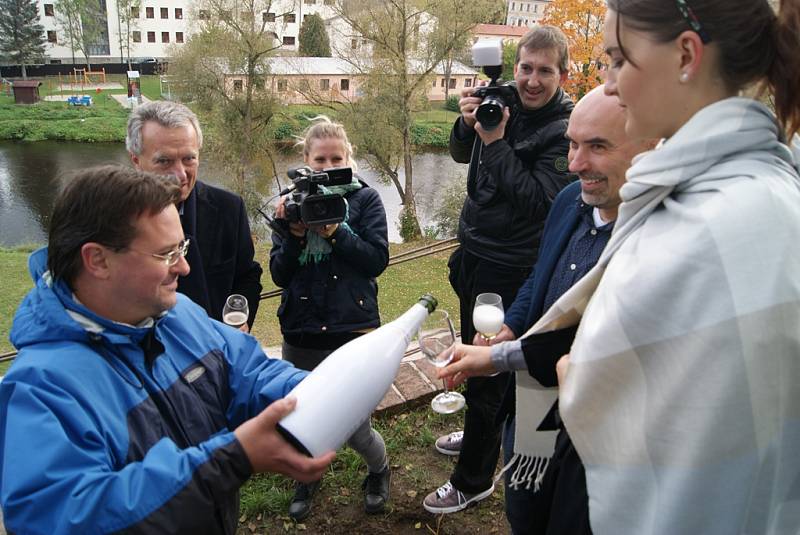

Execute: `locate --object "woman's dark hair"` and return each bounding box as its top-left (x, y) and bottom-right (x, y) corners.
top-left (607, 0), bottom-right (800, 137)
top-left (48, 165), bottom-right (182, 285)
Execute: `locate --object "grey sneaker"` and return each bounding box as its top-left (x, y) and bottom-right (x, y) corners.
top-left (435, 430), bottom-right (463, 456)
top-left (422, 481), bottom-right (494, 514)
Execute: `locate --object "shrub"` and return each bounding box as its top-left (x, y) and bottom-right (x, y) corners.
top-left (445, 94), bottom-right (460, 112)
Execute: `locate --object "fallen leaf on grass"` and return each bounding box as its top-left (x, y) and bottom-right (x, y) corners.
top-left (239, 514), bottom-right (247, 523)
top-left (406, 490), bottom-right (418, 498)
top-left (414, 522), bottom-right (422, 529)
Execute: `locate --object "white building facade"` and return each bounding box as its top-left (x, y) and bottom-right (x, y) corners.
top-left (505, 0), bottom-right (550, 28)
top-left (34, 0), bottom-right (345, 64)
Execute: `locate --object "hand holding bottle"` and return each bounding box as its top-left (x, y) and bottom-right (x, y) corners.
top-left (235, 397), bottom-right (335, 483)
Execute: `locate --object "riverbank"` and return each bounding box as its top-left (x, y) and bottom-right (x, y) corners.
top-left (0, 82), bottom-right (456, 147)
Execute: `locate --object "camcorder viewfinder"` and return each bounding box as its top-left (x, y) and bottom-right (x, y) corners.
top-left (471, 39), bottom-right (520, 131)
top-left (283, 166), bottom-right (352, 226)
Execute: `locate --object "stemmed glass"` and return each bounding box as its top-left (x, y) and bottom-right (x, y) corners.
top-left (418, 310), bottom-right (466, 414)
top-left (222, 294), bottom-right (249, 329)
top-left (473, 293), bottom-right (504, 341)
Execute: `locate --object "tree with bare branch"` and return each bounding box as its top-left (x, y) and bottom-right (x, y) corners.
top-left (331, 0), bottom-right (497, 240)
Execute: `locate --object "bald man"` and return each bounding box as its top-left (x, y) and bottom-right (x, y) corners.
top-left (440, 86), bottom-right (655, 535)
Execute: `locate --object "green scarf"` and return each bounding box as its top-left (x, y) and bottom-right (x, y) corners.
top-left (298, 178), bottom-right (363, 265)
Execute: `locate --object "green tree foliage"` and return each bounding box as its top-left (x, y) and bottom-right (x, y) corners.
top-left (500, 40), bottom-right (516, 82)
top-left (0, 0), bottom-right (46, 79)
top-left (169, 0), bottom-right (288, 204)
top-left (334, 0), bottom-right (495, 241)
top-left (55, 0), bottom-right (106, 69)
top-left (298, 13), bottom-right (331, 57)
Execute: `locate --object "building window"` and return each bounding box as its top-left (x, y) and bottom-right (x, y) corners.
top-left (161, 31), bottom-right (169, 42)
top-left (47, 30), bottom-right (57, 43)
top-left (285, 13), bottom-right (295, 23)
top-left (263, 11), bottom-right (275, 22)
top-left (534, 3), bottom-right (538, 11)
top-left (323, 0), bottom-right (333, 4)
top-left (511, 2), bottom-right (515, 10)
top-left (146, 6), bottom-right (154, 18)
top-left (350, 38), bottom-right (357, 49)
top-left (198, 9), bottom-right (209, 19)
top-left (320, 79), bottom-right (330, 90)
top-left (175, 31), bottom-right (183, 43)
top-left (283, 36), bottom-right (295, 45)
top-left (464, 78), bottom-right (472, 87)
top-left (175, 7), bottom-right (182, 18)
top-left (132, 31), bottom-right (141, 42)
top-left (44, 3), bottom-right (54, 16)
top-left (50, 59), bottom-right (62, 64)
top-left (277, 79), bottom-right (287, 92)
top-left (303, 14), bottom-right (309, 21)
top-left (233, 79), bottom-right (243, 92)
top-left (304, 0), bottom-right (316, 4)
top-left (449, 78), bottom-right (456, 89)
top-left (130, 6), bottom-right (139, 17)
top-left (147, 31), bottom-right (156, 42)
top-left (340, 78), bottom-right (349, 91)
top-left (160, 7), bottom-right (168, 18)
top-left (440, 78), bottom-right (445, 88)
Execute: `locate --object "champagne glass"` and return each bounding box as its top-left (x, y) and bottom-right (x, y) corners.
top-left (418, 310), bottom-right (466, 414)
top-left (473, 293), bottom-right (504, 341)
top-left (222, 294), bottom-right (249, 329)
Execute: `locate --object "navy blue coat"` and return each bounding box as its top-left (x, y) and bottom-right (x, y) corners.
top-left (269, 183), bottom-right (389, 337)
top-left (504, 180), bottom-right (583, 338)
top-left (179, 181), bottom-right (263, 326)
top-left (497, 181), bottom-right (583, 423)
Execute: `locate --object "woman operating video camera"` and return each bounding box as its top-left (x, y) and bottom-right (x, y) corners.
top-left (269, 115), bottom-right (391, 520)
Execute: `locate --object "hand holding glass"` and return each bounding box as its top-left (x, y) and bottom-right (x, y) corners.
top-left (223, 294), bottom-right (249, 329)
top-left (418, 310), bottom-right (465, 414)
top-left (473, 293), bottom-right (504, 341)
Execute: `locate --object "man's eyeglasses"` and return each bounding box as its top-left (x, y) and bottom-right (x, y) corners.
top-left (120, 238), bottom-right (191, 266)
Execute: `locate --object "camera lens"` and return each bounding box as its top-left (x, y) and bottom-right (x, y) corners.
top-left (476, 96), bottom-right (504, 130)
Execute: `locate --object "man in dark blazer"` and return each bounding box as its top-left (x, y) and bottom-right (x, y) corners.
top-left (126, 101), bottom-right (263, 330)
top-left (439, 86), bottom-right (654, 534)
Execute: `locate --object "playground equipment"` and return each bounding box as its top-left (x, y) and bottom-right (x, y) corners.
top-left (72, 67), bottom-right (106, 85)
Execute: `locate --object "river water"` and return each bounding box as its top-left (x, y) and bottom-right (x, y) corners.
top-left (0, 140), bottom-right (467, 246)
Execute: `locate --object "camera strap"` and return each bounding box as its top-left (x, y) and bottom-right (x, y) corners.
top-left (467, 134), bottom-right (483, 197)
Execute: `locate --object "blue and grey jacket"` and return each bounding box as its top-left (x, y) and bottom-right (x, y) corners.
top-left (0, 248), bottom-right (306, 535)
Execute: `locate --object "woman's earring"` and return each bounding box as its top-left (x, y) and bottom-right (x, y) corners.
top-left (680, 72), bottom-right (689, 83)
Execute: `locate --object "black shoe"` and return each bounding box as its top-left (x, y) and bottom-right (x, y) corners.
top-left (362, 467), bottom-right (391, 514)
top-left (288, 480), bottom-right (320, 521)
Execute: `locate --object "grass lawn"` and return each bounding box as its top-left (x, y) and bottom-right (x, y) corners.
top-left (1, 240), bottom-right (460, 370)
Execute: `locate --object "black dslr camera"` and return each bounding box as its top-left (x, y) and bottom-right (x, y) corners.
top-left (471, 39), bottom-right (520, 131)
top-left (283, 166), bottom-right (352, 226)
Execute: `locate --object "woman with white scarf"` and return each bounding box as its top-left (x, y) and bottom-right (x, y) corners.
top-left (443, 0), bottom-right (800, 533)
top-left (551, 1), bottom-right (800, 534)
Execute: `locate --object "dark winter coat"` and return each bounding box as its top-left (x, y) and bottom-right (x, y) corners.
top-left (450, 87), bottom-right (574, 268)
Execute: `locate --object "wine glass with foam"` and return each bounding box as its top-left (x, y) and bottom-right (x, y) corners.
top-left (473, 293), bottom-right (504, 341)
top-left (222, 294), bottom-right (249, 329)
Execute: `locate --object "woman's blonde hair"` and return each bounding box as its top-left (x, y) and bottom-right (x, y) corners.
top-left (295, 115), bottom-right (357, 171)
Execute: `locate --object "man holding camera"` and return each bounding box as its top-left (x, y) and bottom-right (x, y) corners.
top-left (423, 26), bottom-right (574, 514)
top-left (127, 101), bottom-right (263, 331)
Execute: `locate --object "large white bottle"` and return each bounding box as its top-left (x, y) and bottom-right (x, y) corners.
top-left (278, 294), bottom-right (437, 457)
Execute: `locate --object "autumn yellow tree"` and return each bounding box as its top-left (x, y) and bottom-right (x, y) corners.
top-left (541, 0), bottom-right (606, 99)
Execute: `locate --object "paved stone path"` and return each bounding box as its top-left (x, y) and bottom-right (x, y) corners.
top-left (265, 341), bottom-right (453, 415)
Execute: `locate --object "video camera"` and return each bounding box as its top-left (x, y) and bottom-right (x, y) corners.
top-left (471, 39), bottom-right (520, 131)
top-left (283, 166), bottom-right (352, 226)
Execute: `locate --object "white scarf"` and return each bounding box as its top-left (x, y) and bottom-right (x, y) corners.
top-left (519, 97), bottom-right (800, 534)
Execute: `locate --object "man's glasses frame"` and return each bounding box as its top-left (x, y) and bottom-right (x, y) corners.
top-left (117, 238), bottom-right (190, 266)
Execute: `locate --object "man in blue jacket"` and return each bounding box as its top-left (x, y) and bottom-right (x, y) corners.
top-left (0, 166), bottom-right (333, 535)
top-left (128, 101), bottom-right (263, 331)
top-left (439, 86), bottom-right (654, 533)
